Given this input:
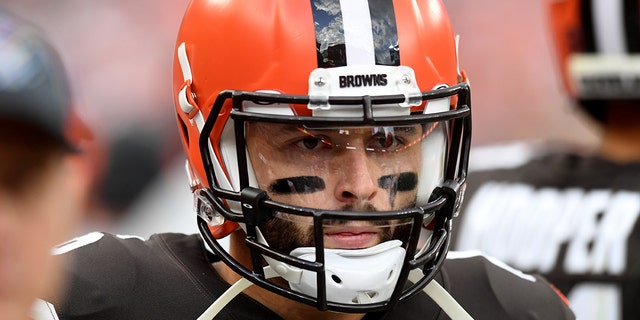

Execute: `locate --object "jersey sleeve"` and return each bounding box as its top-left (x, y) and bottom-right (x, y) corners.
top-left (31, 299), bottom-right (60, 320)
top-left (36, 232), bottom-right (229, 320)
top-left (43, 232), bottom-right (145, 318)
top-left (442, 251), bottom-right (576, 319)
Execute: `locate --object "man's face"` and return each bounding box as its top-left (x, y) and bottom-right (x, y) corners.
top-left (0, 129), bottom-right (89, 308)
top-left (246, 122), bottom-right (426, 254)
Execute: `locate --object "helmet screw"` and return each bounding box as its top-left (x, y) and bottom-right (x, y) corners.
top-left (314, 77), bottom-right (326, 87)
top-left (402, 74), bottom-right (411, 84)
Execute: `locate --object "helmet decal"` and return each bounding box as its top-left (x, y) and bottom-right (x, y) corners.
top-left (311, 0), bottom-right (399, 67)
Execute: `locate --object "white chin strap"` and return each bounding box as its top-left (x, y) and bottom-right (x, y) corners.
top-left (197, 240), bottom-right (473, 320)
top-left (285, 240), bottom-right (406, 304)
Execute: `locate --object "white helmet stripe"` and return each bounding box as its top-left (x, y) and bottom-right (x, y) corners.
top-left (340, 0), bottom-right (376, 65)
top-left (311, 0), bottom-right (399, 67)
top-left (592, 0), bottom-right (626, 54)
top-left (177, 42), bottom-right (193, 82)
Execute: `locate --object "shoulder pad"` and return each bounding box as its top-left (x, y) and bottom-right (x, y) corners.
top-left (56, 233), bottom-right (144, 316)
top-left (443, 251), bottom-right (575, 319)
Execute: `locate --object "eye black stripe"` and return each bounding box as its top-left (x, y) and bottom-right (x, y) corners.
top-left (269, 176), bottom-right (326, 194)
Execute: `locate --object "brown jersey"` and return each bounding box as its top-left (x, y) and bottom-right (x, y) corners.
top-left (37, 232), bottom-right (574, 319)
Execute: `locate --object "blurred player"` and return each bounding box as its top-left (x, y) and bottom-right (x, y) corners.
top-left (0, 8), bottom-right (91, 320)
top-left (455, 0), bottom-right (640, 319)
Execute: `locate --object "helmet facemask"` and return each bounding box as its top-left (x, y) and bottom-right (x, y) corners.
top-left (193, 68), bottom-right (471, 312)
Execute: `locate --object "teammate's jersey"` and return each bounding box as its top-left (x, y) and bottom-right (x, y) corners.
top-left (36, 231), bottom-right (573, 320)
top-left (453, 143), bottom-right (640, 320)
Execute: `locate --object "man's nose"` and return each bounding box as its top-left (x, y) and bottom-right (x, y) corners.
top-left (332, 148), bottom-right (378, 204)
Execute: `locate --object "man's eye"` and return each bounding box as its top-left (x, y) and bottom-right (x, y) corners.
top-left (372, 132), bottom-right (400, 150)
top-left (379, 133), bottom-right (395, 148)
top-left (296, 136), bottom-right (328, 150)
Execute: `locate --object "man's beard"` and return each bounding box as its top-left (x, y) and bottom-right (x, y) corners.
top-left (259, 203), bottom-right (413, 255)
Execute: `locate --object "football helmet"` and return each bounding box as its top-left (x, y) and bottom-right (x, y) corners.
top-left (172, 0), bottom-right (471, 313)
top-left (549, 0), bottom-right (640, 121)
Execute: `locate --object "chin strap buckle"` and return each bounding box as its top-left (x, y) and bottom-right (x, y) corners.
top-left (430, 179), bottom-right (466, 220)
top-left (240, 187), bottom-right (272, 226)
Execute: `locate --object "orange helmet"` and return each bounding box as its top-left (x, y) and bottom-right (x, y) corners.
top-left (549, 0), bottom-right (640, 121)
top-left (173, 0), bottom-right (471, 312)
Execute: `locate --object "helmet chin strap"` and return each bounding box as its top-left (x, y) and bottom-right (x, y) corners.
top-left (255, 229), bottom-right (406, 304)
top-left (197, 229), bottom-right (472, 319)
top-left (196, 258), bottom-right (473, 320)
top-left (408, 269), bottom-right (474, 320)
top-left (197, 255), bottom-right (473, 320)
top-left (288, 240), bottom-right (405, 304)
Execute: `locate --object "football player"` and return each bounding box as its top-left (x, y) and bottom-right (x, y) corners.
top-left (40, 1), bottom-right (574, 319)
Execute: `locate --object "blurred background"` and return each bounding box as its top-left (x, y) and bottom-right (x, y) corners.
top-left (0, 0), bottom-right (600, 238)
top-left (447, 0), bottom-right (598, 146)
